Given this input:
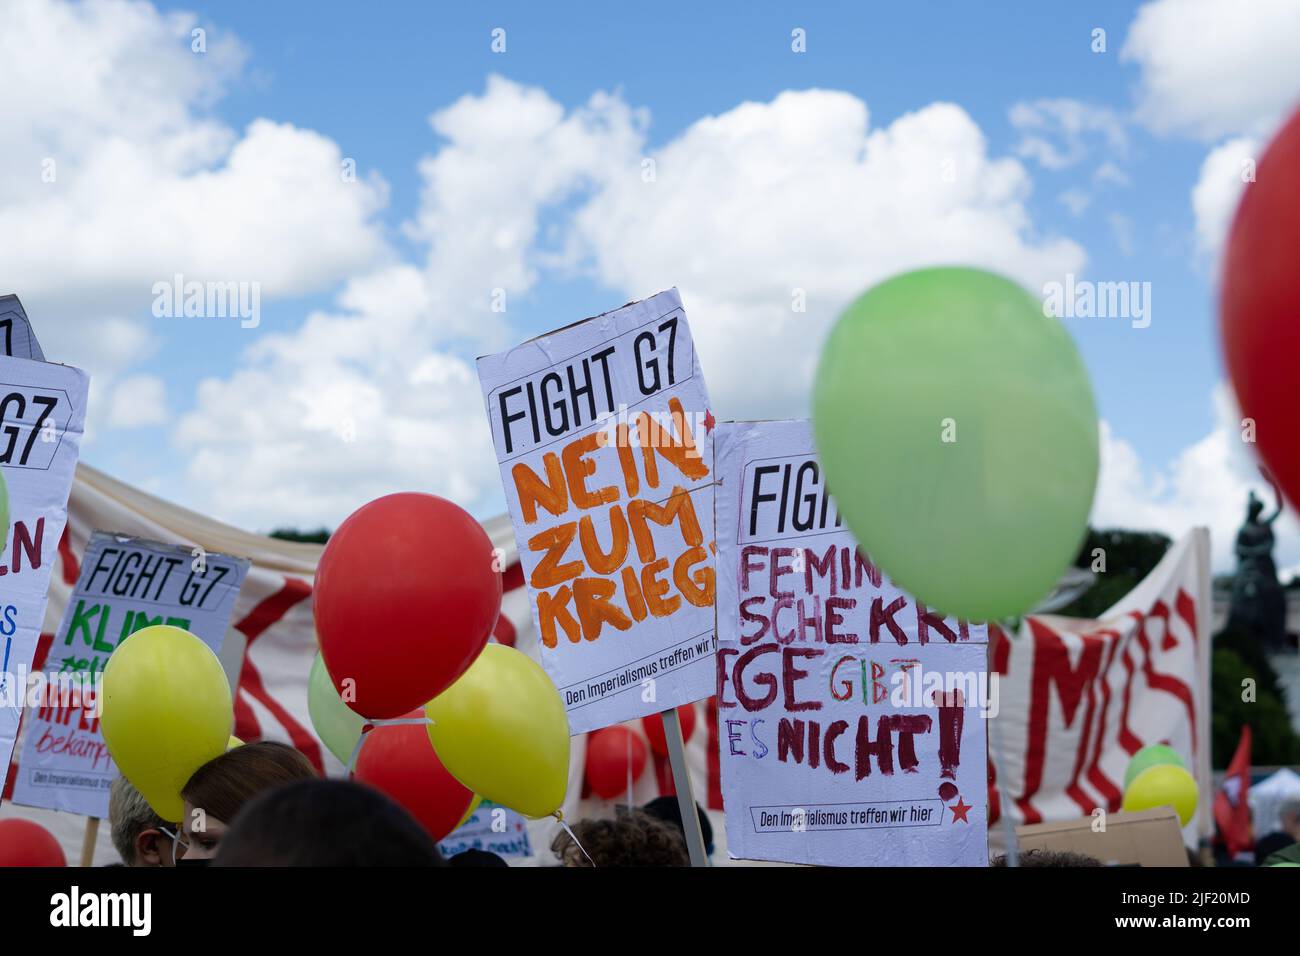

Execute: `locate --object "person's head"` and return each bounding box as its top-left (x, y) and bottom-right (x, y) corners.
top-left (1279, 799), bottom-right (1300, 840)
top-left (212, 779), bottom-right (445, 867)
top-left (551, 810), bottom-right (689, 867)
top-left (448, 849), bottom-right (508, 868)
top-left (180, 741), bottom-right (316, 861)
top-left (990, 848), bottom-right (1103, 867)
top-left (109, 775), bottom-right (176, 867)
top-left (641, 796), bottom-right (714, 857)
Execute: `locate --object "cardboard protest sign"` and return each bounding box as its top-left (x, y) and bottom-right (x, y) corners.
top-left (0, 356), bottom-right (88, 776)
top-left (1015, 808), bottom-right (1188, 867)
top-left (11, 532), bottom-right (249, 815)
top-left (477, 290), bottom-right (716, 734)
top-left (0, 295), bottom-right (45, 361)
top-left (715, 420), bottom-right (988, 866)
top-left (437, 800), bottom-right (533, 860)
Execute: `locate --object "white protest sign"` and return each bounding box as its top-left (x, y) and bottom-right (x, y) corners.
top-left (0, 356), bottom-right (88, 776)
top-left (0, 295), bottom-right (45, 361)
top-left (437, 800), bottom-right (533, 860)
top-left (715, 420), bottom-right (988, 866)
top-left (477, 290), bottom-right (716, 734)
top-left (11, 532), bottom-right (249, 816)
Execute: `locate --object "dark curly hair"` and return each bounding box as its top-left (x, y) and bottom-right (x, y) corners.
top-left (990, 848), bottom-right (1103, 867)
top-left (551, 810), bottom-right (689, 867)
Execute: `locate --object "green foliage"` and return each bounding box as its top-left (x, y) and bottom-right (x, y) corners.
top-left (268, 527), bottom-right (331, 544)
top-left (1211, 646), bottom-right (1300, 769)
top-left (1055, 527), bottom-right (1171, 619)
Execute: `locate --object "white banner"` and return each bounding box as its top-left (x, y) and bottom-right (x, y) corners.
top-left (11, 532), bottom-right (249, 815)
top-left (991, 529), bottom-right (1213, 844)
top-left (0, 357), bottom-right (88, 776)
top-left (714, 420), bottom-right (988, 866)
top-left (476, 290), bottom-right (717, 734)
top-left (437, 800), bottom-right (533, 860)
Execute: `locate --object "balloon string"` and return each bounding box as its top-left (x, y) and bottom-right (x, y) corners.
top-left (346, 716), bottom-right (435, 776)
top-left (553, 810), bottom-right (596, 867)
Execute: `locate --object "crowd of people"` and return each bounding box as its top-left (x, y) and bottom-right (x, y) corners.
top-left (107, 741), bottom-right (713, 867)
top-left (106, 739), bottom-right (1300, 867)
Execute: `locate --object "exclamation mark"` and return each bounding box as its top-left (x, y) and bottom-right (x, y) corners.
top-left (936, 688), bottom-right (964, 781)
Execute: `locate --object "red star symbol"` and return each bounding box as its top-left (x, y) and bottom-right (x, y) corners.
top-left (950, 798), bottom-right (971, 824)
top-left (703, 409), bottom-right (716, 433)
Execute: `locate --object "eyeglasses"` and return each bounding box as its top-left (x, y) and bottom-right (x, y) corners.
top-left (157, 826), bottom-right (190, 865)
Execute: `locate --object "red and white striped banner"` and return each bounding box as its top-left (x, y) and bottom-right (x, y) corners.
top-left (990, 529), bottom-right (1212, 844)
top-left (2, 464), bottom-right (725, 864)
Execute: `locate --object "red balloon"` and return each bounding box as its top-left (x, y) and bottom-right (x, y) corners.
top-left (585, 725), bottom-right (648, 800)
top-left (353, 712), bottom-right (475, 842)
top-left (0, 819), bottom-right (66, 867)
top-left (315, 493), bottom-right (502, 718)
top-left (1222, 107), bottom-right (1300, 508)
top-left (641, 704), bottom-right (697, 757)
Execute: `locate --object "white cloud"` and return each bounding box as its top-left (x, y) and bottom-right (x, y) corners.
top-left (1009, 98), bottom-right (1128, 170)
top-left (1060, 189), bottom-right (1091, 217)
top-left (173, 78), bottom-right (646, 527)
top-left (174, 80), bottom-right (1086, 527)
top-left (1094, 384), bottom-right (1298, 572)
top-left (175, 266), bottom-right (500, 528)
top-left (1191, 136), bottom-right (1259, 259)
top-left (572, 90), bottom-right (1085, 419)
top-left (1093, 162), bottom-right (1130, 188)
top-left (107, 374), bottom-right (167, 428)
top-left (405, 76), bottom-right (645, 347)
top-left (1122, 0), bottom-right (1300, 140)
top-left (0, 0), bottom-right (390, 390)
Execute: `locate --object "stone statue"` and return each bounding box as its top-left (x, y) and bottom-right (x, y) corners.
top-left (1227, 468), bottom-right (1287, 650)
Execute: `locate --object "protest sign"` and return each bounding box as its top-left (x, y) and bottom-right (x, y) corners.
top-left (0, 356), bottom-right (88, 777)
top-left (437, 800), bottom-right (533, 860)
top-left (715, 419), bottom-right (988, 866)
top-left (11, 532), bottom-right (249, 815)
top-left (0, 295), bottom-right (45, 361)
top-left (477, 289), bottom-right (716, 734)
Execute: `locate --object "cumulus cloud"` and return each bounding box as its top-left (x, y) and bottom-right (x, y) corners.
top-left (1191, 136), bottom-right (1259, 260)
top-left (106, 374), bottom-right (167, 428)
top-left (1122, 0), bottom-right (1300, 141)
top-left (0, 0), bottom-right (390, 393)
top-left (405, 76), bottom-right (645, 347)
top-left (174, 79), bottom-right (1086, 527)
top-left (174, 78), bottom-right (646, 527)
top-left (1094, 385), bottom-right (1297, 572)
top-left (571, 90), bottom-right (1084, 418)
top-left (1010, 98), bottom-right (1128, 170)
top-left (175, 266), bottom-right (500, 527)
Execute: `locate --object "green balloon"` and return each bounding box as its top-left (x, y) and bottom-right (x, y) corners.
top-left (1123, 744), bottom-right (1186, 790)
top-left (307, 651), bottom-right (365, 765)
top-left (813, 267), bottom-right (1098, 622)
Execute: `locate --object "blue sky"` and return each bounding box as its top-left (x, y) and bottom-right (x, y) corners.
top-left (7, 0), bottom-right (1299, 570)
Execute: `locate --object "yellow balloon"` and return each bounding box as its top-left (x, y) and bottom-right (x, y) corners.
top-left (1122, 763), bottom-right (1198, 826)
top-left (425, 644), bottom-right (569, 818)
top-left (101, 625), bottom-right (232, 821)
top-left (227, 736), bottom-right (244, 750)
top-left (454, 794), bottom-right (484, 832)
